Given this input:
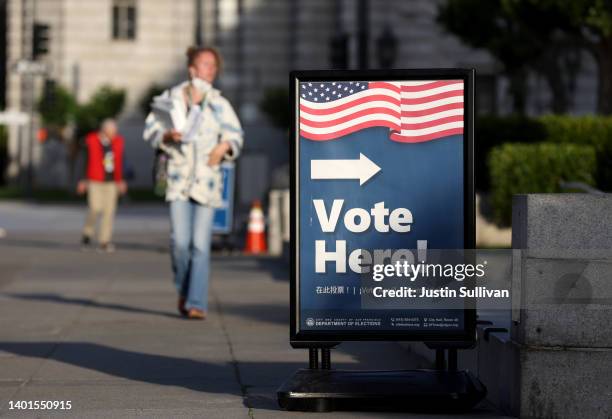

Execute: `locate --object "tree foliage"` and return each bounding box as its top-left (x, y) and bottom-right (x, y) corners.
top-left (438, 0), bottom-right (612, 114)
top-left (139, 84), bottom-right (165, 116)
top-left (75, 85), bottom-right (126, 138)
top-left (38, 84), bottom-right (126, 140)
top-left (37, 84), bottom-right (78, 127)
top-left (259, 87), bottom-right (290, 132)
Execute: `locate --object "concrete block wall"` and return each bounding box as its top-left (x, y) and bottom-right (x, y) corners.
top-left (517, 346), bottom-right (612, 418)
top-left (401, 194), bottom-right (612, 418)
top-left (515, 258), bottom-right (612, 348)
top-left (511, 194), bottom-right (612, 418)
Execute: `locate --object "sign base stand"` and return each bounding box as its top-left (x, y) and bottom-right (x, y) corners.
top-left (277, 348), bottom-right (486, 413)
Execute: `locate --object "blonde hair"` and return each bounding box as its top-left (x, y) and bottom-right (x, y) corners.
top-left (186, 46), bottom-right (223, 73)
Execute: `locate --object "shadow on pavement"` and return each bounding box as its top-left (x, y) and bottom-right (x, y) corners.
top-left (3, 292), bottom-right (180, 319)
top-left (255, 258), bottom-right (289, 281)
top-left (0, 238), bottom-right (83, 251)
top-left (213, 256), bottom-right (289, 282)
top-left (220, 301), bottom-right (289, 325)
top-left (0, 237), bottom-right (168, 253)
top-left (0, 341), bottom-right (303, 409)
top-left (3, 292), bottom-right (289, 325)
top-left (114, 241), bottom-right (168, 253)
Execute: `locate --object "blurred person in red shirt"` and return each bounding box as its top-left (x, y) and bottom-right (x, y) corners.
top-left (77, 119), bottom-right (128, 252)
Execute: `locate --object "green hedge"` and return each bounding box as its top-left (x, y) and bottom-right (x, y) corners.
top-left (475, 115), bottom-right (546, 191)
top-left (539, 115), bottom-right (612, 145)
top-left (488, 143), bottom-right (597, 226)
top-left (479, 115), bottom-right (612, 193)
top-left (539, 115), bottom-right (612, 191)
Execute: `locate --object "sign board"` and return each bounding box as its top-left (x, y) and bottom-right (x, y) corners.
top-left (0, 110), bottom-right (29, 126)
top-left (12, 59), bottom-right (47, 75)
top-left (212, 162), bottom-right (236, 235)
top-left (290, 69), bottom-right (475, 345)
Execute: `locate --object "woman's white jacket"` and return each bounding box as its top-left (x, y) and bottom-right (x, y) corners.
top-left (143, 81), bottom-right (243, 207)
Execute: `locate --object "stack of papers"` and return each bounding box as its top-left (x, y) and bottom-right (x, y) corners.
top-left (151, 95), bottom-right (204, 144)
top-left (151, 96), bottom-right (182, 130)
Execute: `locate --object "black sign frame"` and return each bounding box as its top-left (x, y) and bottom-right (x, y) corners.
top-left (290, 69), bottom-right (475, 347)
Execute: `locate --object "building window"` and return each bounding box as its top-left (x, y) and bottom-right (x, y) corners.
top-left (112, 0), bottom-right (137, 40)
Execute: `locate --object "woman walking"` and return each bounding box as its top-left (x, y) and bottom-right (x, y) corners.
top-left (143, 46), bottom-right (243, 319)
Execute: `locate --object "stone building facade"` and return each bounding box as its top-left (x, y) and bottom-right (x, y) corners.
top-left (3, 0), bottom-right (598, 208)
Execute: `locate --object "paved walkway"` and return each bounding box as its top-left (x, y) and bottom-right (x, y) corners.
top-left (0, 203), bottom-right (509, 418)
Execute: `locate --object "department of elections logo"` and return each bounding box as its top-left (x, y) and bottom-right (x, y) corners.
top-left (306, 318), bottom-right (315, 327)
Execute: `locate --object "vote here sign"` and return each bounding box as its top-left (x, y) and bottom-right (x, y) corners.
top-left (291, 70), bottom-right (475, 344)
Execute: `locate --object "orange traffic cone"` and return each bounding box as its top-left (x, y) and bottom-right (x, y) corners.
top-left (244, 200), bottom-right (267, 254)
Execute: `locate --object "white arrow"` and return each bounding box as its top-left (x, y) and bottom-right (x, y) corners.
top-left (311, 153), bottom-right (381, 186)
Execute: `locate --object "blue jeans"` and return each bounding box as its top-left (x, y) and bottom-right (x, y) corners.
top-left (169, 199), bottom-right (214, 311)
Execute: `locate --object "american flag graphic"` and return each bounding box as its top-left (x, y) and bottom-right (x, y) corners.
top-left (299, 80), bottom-right (464, 142)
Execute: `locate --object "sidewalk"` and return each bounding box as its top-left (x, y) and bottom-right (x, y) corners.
top-left (0, 200), bottom-right (169, 234)
top-left (0, 203), bottom-right (509, 418)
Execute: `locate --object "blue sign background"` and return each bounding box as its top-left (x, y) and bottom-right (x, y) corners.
top-left (299, 126), bottom-right (464, 330)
